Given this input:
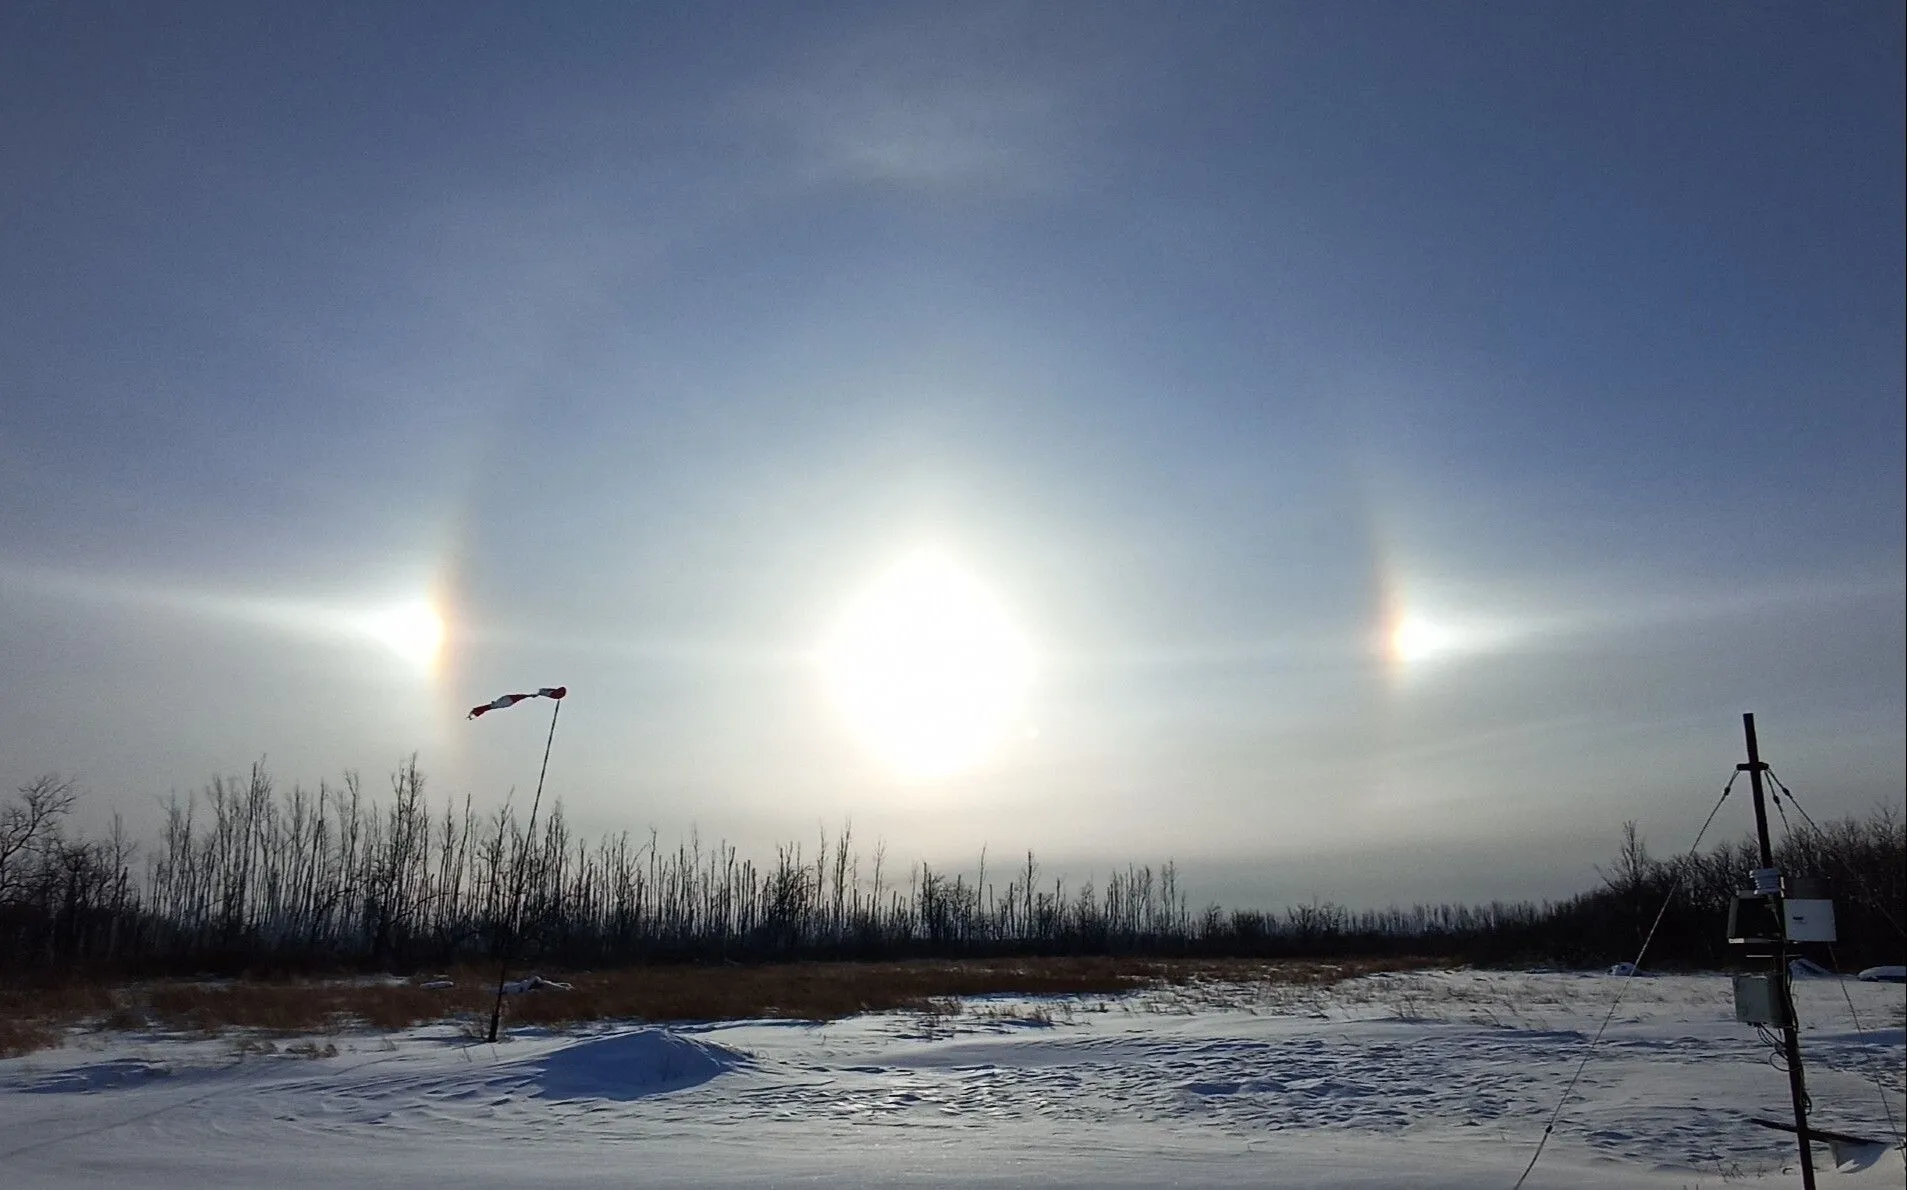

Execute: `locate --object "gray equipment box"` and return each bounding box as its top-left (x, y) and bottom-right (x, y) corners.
top-left (1733, 973), bottom-right (1790, 1027)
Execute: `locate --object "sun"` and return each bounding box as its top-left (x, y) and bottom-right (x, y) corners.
top-left (819, 551), bottom-right (1034, 780)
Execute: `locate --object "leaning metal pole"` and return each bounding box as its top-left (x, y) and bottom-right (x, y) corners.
top-left (1740, 712), bottom-right (1815, 1190)
top-left (488, 696), bottom-right (564, 1044)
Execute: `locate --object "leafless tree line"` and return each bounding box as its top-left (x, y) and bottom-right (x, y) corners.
top-left (0, 762), bottom-right (1899, 973)
top-left (1, 761), bottom-right (1202, 971)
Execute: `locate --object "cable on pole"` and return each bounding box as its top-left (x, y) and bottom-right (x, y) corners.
top-left (1763, 770), bottom-right (1906, 941)
top-left (1824, 940), bottom-right (1906, 1147)
top-left (1760, 768), bottom-right (1905, 1149)
top-left (1510, 774), bottom-right (1737, 1190)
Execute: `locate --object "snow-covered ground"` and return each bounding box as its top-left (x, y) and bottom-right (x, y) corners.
top-left (2, 970), bottom-right (1901, 1188)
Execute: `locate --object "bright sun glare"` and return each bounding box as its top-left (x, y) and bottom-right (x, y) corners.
top-left (360, 598), bottom-right (446, 673)
top-left (1389, 613), bottom-right (1458, 668)
top-left (1383, 600), bottom-right (1534, 679)
top-left (819, 552), bottom-right (1034, 780)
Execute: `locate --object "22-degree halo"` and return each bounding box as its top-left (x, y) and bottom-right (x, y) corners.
top-left (818, 552), bottom-right (1034, 780)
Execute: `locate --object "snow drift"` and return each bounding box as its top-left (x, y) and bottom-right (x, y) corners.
top-left (534, 1028), bottom-right (749, 1101)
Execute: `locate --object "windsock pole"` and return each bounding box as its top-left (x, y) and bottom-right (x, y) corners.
top-left (466, 686), bottom-right (567, 1044)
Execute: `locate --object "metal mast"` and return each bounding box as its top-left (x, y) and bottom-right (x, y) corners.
top-left (1740, 712), bottom-right (1815, 1190)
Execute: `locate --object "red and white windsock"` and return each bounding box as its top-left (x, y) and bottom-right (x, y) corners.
top-left (467, 686), bottom-right (567, 720)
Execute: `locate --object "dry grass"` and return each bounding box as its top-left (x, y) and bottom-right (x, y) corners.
top-left (0, 1017), bottom-right (60, 1059)
top-left (0, 955), bottom-right (1437, 1057)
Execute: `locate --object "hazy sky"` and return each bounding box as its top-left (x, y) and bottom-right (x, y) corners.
top-left (3, 3), bottom-right (1901, 909)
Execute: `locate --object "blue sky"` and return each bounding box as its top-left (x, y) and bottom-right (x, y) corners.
top-left (2, 3), bottom-right (1901, 908)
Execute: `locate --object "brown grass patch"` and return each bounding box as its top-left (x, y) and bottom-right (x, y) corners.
top-left (0, 954), bottom-right (1437, 1055)
top-left (0, 1016), bottom-right (61, 1059)
top-left (493, 955), bottom-right (1424, 1028)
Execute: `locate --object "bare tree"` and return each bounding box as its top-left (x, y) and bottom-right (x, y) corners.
top-left (0, 774), bottom-right (79, 902)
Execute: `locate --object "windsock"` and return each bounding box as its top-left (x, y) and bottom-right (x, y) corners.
top-left (467, 687), bottom-right (567, 719)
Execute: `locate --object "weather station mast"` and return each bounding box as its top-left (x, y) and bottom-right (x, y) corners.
top-left (1727, 712), bottom-right (1837, 1190)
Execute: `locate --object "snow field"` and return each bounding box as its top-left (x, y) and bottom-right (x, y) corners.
top-left (1, 970), bottom-right (1900, 1188)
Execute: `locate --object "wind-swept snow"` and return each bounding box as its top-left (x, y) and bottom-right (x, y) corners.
top-left (1, 971), bottom-right (1900, 1188)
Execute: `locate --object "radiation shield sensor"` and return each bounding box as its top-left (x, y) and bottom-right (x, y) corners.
top-left (1781, 876), bottom-right (1836, 944)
